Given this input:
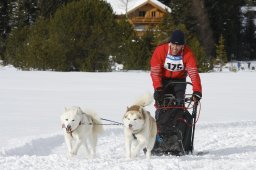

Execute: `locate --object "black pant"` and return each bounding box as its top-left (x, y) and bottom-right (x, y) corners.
top-left (155, 78), bottom-right (187, 130)
top-left (162, 78), bottom-right (186, 105)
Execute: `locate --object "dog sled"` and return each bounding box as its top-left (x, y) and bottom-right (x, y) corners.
top-left (151, 82), bottom-right (201, 156)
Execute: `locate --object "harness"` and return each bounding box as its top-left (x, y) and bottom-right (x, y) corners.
top-left (131, 128), bottom-right (143, 140)
top-left (62, 121), bottom-right (91, 137)
top-left (62, 118), bottom-right (123, 137)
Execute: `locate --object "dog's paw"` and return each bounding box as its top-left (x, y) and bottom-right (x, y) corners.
top-left (131, 151), bottom-right (138, 159)
top-left (125, 156), bottom-right (132, 160)
top-left (67, 152), bottom-right (75, 158)
top-left (85, 154), bottom-right (95, 159)
top-left (70, 149), bottom-right (78, 155)
top-left (146, 151), bottom-right (151, 159)
top-left (125, 152), bottom-right (131, 159)
top-left (68, 150), bottom-right (78, 158)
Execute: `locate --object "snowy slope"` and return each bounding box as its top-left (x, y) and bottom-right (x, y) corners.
top-left (0, 67), bottom-right (256, 170)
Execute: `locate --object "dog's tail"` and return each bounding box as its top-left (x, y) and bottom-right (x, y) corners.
top-left (133, 92), bottom-right (153, 107)
top-left (86, 110), bottom-right (104, 134)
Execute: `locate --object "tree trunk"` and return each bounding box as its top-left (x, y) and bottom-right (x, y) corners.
top-left (191, 0), bottom-right (215, 59)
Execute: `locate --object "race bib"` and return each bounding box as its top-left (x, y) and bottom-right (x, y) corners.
top-left (164, 54), bottom-right (184, 71)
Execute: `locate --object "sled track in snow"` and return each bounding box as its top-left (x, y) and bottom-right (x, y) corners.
top-left (0, 127), bottom-right (124, 157)
top-left (1, 134), bottom-right (64, 156)
top-left (0, 121), bottom-right (256, 170)
top-left (1, 121), bottom-right (255, 157)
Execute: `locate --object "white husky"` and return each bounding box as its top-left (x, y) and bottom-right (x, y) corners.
top-left (60, 106), bottom-right (103, 158)
top-left (123, 93), bottom-right (157, 159)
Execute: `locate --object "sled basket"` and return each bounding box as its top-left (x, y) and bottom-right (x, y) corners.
top-left (151, 82), bottom-right (199, 156)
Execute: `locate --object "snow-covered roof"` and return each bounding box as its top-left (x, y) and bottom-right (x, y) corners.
top-left (240, 6), bottom-right (256, 26)
top-left (105, 0), bottom-right (171, 15)
top-left (240, 6), bottom-right (256, 13)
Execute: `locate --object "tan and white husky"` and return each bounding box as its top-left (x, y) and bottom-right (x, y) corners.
top-left (123, 93), bottom-right (157, 159)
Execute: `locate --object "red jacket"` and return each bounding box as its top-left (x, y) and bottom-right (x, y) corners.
top-left (150, 43), bottom-right (202, 93)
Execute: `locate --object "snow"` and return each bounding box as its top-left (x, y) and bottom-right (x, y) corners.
top-left (240, 6), bottom-right (256, 26)
top-left (0, 66), bottom-right (256, 170)
top-left (240, 6), bottom-right (256, 13)
top-left (213, 61), bottom-right (256, 72)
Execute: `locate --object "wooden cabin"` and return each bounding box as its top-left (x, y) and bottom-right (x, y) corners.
top-left (106, 0), bottom-right (171, 36)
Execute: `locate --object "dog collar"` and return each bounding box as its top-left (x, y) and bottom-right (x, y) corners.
top-left (132, 128), bottom-right (143, 140)
top-left (62, 121), bottom-right (86, 137)
top-left (132, 133), bottom-right (137, 140)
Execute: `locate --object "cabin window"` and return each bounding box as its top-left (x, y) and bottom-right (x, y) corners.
top-left (134, 25), bottom-right (146, 31)
top-left (151, 11), bottom-right (156, 17)
top-left (139, 11), bottom-right (146, 17)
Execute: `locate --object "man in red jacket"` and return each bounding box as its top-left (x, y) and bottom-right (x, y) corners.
top-left (150, 30), bottom-right (202, 106)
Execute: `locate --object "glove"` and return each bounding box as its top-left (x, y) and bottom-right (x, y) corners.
top-left (154, 87), bottom-right (164, 105)
top-left (192, 91), bottom-right (202, 102)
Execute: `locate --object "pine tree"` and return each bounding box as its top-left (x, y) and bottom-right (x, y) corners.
top-left (141, 30), bottom-right (155, 70)
top-left (112, 18), bottom-right (138, 67)
top-left (112, 17), bottom-right (153, 70)
top-left (23, 0), bottom-right (40, 25)
top-left (5, 25), bottom-right (30, 68)
top-left (5, 0), bottom-right (119, 71)
top-left (189, 36), bottom-right (209, 72)
top-left (158, 0), bottom-right (171, 5)
top-left (190, 0), bottom-right (215, 59)
top-left (0, 0), bottom-right (9, 39)
top-left (0, 0), bottom-right (9, 60)
top-left (215, 34), bottom-right (228, 71)
top-left (17, 17), bottom-right (67, 70)
top-left (37, 0), bottom-right (71, 18)
top-left (204, 0), bottom-right (246, 61)
top-left (240, 4), bottom-right (256, 60)
top-left (169, 0), bottom-right (197, 33)
top-left (47, 0), bottom-right (118, 71)
top-left (153, 13), bottom-right (176, 45)
top-left (8, 0), bottom-right (27, 30)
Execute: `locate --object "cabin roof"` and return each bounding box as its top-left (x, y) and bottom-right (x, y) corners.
top-left (105, 0), bottom-right (171, 15)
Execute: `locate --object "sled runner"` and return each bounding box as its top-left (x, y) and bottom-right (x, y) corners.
top-left (151, 82), bottom-right (200, 156)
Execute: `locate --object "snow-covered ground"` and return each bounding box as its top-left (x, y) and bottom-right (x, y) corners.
top-left (0, 66), bottom-right (255, 170)
top-left (213, 60), bottom-right (256, 72)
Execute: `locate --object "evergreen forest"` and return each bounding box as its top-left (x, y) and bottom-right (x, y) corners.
top-left (0, 0), bottom-right (255, 72)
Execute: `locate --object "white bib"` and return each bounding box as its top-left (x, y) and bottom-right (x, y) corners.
top-left (164, 54), bottom-right (184, 71)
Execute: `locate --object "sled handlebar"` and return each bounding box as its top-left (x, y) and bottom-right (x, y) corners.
top-left (154, 81), bottom-right (197, 110)
top-left (163, 81), bottom-right (192, 91)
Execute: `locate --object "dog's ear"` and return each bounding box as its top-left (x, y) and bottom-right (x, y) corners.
top-left (126, 106), bottom-right (129, 111)
top-left (76, 107), bottom-right (83, 114)
top-left (123, 112), bottom-right (128, 120)
top-left (140, 108), bottom-right (146, 119)
top-left (139, 107), bottom-right (143, 112)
